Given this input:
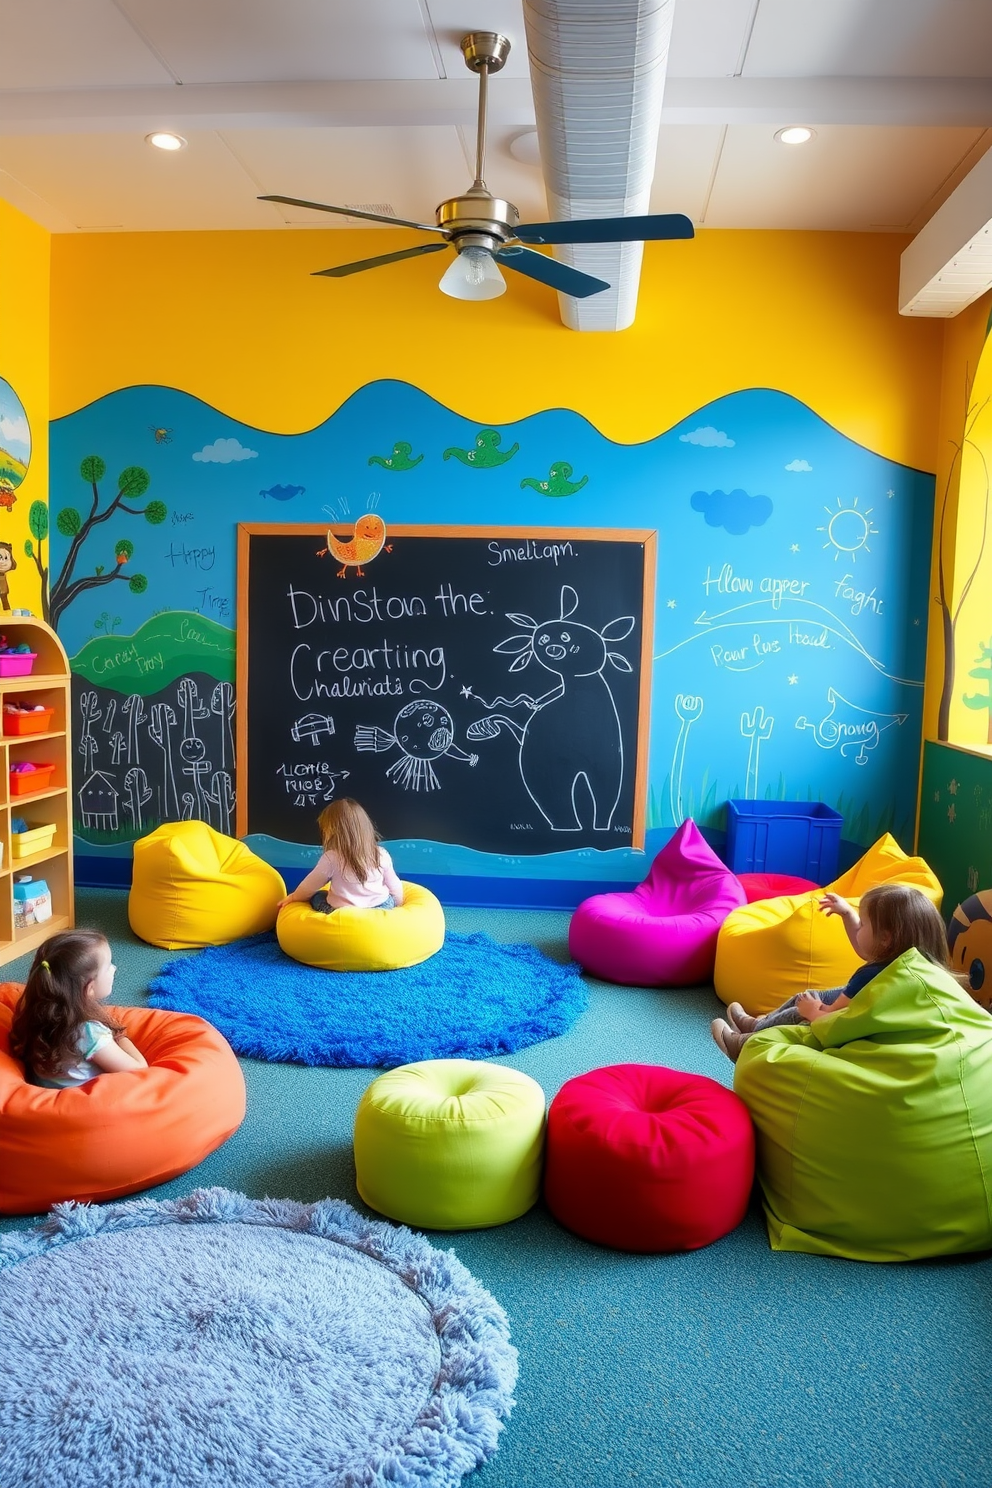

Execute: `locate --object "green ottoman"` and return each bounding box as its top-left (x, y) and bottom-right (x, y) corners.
top-left (354, 1059), bottom-right (546, 1230)
top-left (735, 948), bottom-right (992, 1261)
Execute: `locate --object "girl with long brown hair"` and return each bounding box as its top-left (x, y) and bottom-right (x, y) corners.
top-left (9, 929), bottom-right (147, 1087)
top-left (711, 881), bottom-right (951, 1062)
top-left (277, 797), bottom-right (404, 914)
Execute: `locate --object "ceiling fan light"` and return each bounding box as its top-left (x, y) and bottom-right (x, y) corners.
top-left (439, 247), bottom-right (506, 301)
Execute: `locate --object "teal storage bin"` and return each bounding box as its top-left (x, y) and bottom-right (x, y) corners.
top-left (724, 800), bottom-right (843, 884)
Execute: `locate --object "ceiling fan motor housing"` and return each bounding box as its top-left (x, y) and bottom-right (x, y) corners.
top-left (436, 192), bottom-right (520, 255)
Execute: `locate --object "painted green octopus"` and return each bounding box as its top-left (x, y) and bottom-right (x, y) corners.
top-left (442, 429), bottom-right (519, 467)
top-left (520, 461), bottom-right (589, 497)
top-left (368, 441), bottom-right (423, 471)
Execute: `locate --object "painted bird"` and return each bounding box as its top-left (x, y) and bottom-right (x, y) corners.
top-left (318, 512), bottom-right (391, 577)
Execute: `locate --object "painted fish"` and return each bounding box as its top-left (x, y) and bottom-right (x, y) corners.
top-left (260, 484), bottom-right (306, 501)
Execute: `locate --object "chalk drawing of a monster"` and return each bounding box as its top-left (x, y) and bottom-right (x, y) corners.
top-left (466, 585), bottom-right (635, 831)
top-left (355, 700), bottom-right (478, 791)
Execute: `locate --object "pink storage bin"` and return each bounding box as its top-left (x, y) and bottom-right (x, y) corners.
top-left (0, 653), bottom-right (37, 678)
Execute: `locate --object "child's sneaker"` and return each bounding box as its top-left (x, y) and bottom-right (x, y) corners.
top-left (710, 1018), bottom-right (749, 1063)
top-left (726, 1002), bottom-right (758, 1033)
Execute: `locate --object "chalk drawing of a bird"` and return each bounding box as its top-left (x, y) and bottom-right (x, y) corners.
top-left (318, 512), bottom-right (392, 578)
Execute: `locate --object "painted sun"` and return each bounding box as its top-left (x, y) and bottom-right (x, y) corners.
top-left (817, 496), bottom-right (879, 562)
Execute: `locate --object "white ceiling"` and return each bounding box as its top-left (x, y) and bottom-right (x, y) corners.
top-left (0, 0), bottom-right (990, 237)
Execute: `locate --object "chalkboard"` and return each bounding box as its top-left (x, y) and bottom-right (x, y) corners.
top-left (236, 525), bottom-right (656, 855)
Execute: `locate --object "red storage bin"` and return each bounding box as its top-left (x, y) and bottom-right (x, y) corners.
top-left (3, 707), bottom-right (55, 737)
top-left (9, 764), bottom-right (56, 796)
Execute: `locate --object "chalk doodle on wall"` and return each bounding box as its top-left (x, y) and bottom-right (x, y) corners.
top-left (466, 586), bottom-right (634, 832)
top-left (50, 381), bottom-right (935, 871)
top-left (669, 694), bottom-right (703, 827)
top-left (740, 707), bottom-right (774, 799)
top-left (355, 701), bottom-right (478, 791)
top-left (796, 687), bottom-right (907, 766)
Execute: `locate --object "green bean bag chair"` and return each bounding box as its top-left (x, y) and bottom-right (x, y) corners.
top-left (735, 949), bottom-right (992, 1261)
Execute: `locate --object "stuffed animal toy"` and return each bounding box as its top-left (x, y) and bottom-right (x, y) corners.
top-left (947, 889), bottom-right (992, 1012)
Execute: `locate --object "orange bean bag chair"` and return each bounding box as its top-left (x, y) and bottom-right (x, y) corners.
top-left (714, 834), bottom-right (943, 1016)
top-left (0, 982), bottom-right (245, 1215)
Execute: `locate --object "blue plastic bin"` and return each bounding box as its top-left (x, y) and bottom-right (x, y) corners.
top-left (724, 800), bottom-right (843, 884)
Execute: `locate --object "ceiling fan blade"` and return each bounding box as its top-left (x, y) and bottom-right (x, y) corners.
top-left (495, 246), bottom-right (609, 299)
top-left (514, 213), bottom-right (695, 246)
top-left (259, 195), bottom-right (444, 235)
top-left (313, 242), bottom-right (451, 279)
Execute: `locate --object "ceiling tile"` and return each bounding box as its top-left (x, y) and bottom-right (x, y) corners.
top-left (0, 0), bottom-right (173, 88)
top-left (704, 125), bottom-right (986, 230)
top-left (667, 0), bottom-right (763, 79)
top-left (232, 126), bottom-right (478, 225)
top-left (744, 0), bottom-right (992, 80)
top-left (0, 131), bottom-right (276, 231)
top-left (119, 0), bottom-right (441, 84)
top-left (650, 124), bottom-right (726, 219)
top-left (423, 1), bottom-right (530, 79)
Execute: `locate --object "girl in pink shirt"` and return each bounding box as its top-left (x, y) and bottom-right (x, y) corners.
top-left (277, 798), bottom-right (404, 914)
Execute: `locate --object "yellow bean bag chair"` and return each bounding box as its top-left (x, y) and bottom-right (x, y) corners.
top-left (277, 880), bottom-right (444, 972)
top-left (354, 1059), bottom-right (546, 1229)
top-left (129, 820), bottom-right (285, 950)
top-left (714, 833), bottom-right (943, 1015)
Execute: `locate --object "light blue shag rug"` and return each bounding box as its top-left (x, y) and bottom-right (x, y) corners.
top-left (148, 930), bottom-right (587, 1066)
top-left (0, 1186), bottom-right (518, 1488)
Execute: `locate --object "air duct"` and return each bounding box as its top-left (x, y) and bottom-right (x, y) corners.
top-left (523, 0), bottom-right (675, 332)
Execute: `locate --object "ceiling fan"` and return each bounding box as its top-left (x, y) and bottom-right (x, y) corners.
top-left (260, 31), bottom-right (694, 303)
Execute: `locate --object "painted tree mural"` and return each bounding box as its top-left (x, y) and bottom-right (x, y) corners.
top-left (24, 501), bottom-right (49, 613)
top-left (963, 638), bottom-right (992, 743)
top-left (48, 456), bottom-right (167, 631)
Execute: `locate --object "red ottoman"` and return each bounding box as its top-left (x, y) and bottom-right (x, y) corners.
top-left (544, 1064), bottom-right (754, 1252)
top-left (737, 872), bottom-right (818, 903)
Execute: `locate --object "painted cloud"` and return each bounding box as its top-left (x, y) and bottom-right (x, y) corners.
top-left (193, 438), bottom-right (259, 463)
top-left (691, 488), bottom-right (773, 536)
top-left (679, 426), bottom-right (735, 448)
top-left (785, 459), bottom-right (813, 472)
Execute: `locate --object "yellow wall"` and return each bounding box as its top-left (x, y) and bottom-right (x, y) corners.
top-left (51, 228), bottom-right (943, 474)
top-left (927, 294), bottom-right (992, 746)
top-left (0, 199), bottom-right (50, 615)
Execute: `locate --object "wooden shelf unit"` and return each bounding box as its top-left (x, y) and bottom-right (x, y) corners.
top-left (0, 618), bottom-right (74, 966)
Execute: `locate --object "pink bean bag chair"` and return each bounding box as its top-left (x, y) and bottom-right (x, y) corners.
top-left (568, 819), bottom-right (747, 986)
top-left (544, 1064), bottom-right (755, 1252)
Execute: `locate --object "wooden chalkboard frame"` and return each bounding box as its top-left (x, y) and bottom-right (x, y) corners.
top-left (236, 525), bottom-right (656, 849)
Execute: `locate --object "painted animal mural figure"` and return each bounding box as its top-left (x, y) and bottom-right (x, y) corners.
top-left (466, 586), bottom-right (634, 832)
top-left (319, 513), bottom-right (391, 578)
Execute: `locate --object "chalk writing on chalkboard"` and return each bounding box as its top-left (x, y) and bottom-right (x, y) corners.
top-left (237, 526), bottom-right (655, 855)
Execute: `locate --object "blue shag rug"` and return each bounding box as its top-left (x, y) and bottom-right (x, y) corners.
top-left (0, 1186), bottom-right (518, 1488)
top-left (148, 930), bottom-right (587, 1066)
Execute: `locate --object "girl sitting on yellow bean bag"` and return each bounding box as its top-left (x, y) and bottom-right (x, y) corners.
top-left (275, 799), bottom-right (444, 972)
top-left (714, 833), bottom-right (942, 1016)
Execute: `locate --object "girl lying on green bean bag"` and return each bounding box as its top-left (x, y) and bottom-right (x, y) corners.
top-left (735, 947), bottom-right (992, 1261)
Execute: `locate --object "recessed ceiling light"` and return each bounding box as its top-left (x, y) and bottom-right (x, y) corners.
top-left (775, 126), bottom-right (814, 146)
top-left (146, 131), bottom-right (187, 151)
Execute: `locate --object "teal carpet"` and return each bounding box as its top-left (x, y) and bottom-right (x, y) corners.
top-left (3, 888), bottom-right (990, 1488)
